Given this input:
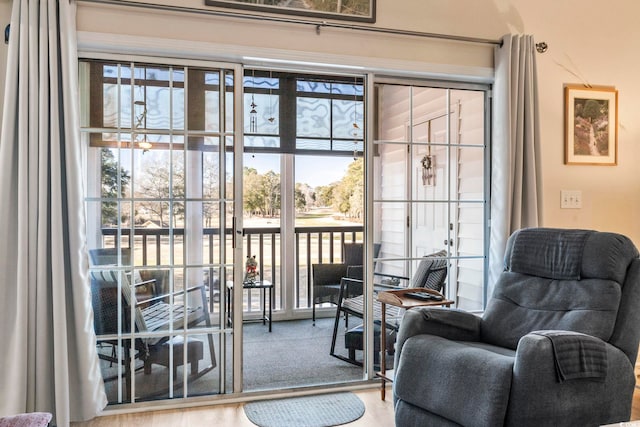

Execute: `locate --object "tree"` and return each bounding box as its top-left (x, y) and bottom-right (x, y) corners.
top-left (581, 99), bottom-right (602, 122)
top-left (294, 183), bottom-right (309, 212)
top-left (100, 148), bottom-right (130, 226)
top-left (135, 153), bottom-right (184, 227)
top-left (315, 185), bottom-right (335, 207)
top-left (332, 158), bottom-right (363, 219)
top-left (261, 170), bottom-right (281, 217)
top-left (202, 154), bottom-right (221, 228)
top-left (243, 167), bottom-right (265, 217)
top-left (243, 167), bottom-right (283, 217)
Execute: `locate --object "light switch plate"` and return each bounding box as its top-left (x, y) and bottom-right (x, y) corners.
top-left (560, 190), bottom-right (582, 209)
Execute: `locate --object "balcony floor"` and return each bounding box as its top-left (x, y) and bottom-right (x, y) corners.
top-left (100, 316), bottom-right (378, 403)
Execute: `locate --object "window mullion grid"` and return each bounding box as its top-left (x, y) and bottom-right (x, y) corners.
top-left (407, 86), bottom-right (414, 276)
top-left (446, 88), bottom-right (451, 250)
top-left (218, 68), bottom-right (228, 395)
top-left (171, 66), bottom-right (182, 382)
top-left (329, 83), bottom-right (334, 151)
top-left (445, 88), bottom-right (453, 301)
top-left (168, 64), bottom-right (179, 398)
top-left (112, 62), bottom-right (125, 404)
top-left (126, 61), bottom-right (138, 403)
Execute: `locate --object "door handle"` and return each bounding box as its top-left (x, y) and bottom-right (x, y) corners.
top-left (232, 217), bottom-right (241, 249)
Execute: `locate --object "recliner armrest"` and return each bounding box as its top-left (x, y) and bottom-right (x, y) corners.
top-left (516, 330), bottom-right (610, 383)
top-left (506, 332), bottom-right (633, 425)
top-left (396, 307), bottom-right (482, 356)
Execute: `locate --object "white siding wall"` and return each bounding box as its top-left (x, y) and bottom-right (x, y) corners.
top-left (376, 84), bottom-right (486, 308)
top-left (453, 91), bottom-right (485, 310)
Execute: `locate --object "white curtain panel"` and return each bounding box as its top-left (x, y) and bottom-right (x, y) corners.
top-left (489, 34), bottom-right (543, 298)
top-left (0, 1), bottom-right (107, 425)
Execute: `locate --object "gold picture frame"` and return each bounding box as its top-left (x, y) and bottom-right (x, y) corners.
top-left (204, 0), bottom-right (376, 23)
top-left (564, 84), bottom-right (618, 165)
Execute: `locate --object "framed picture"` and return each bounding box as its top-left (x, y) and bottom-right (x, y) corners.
top-left (564, 84), bottom-right (618, 165)
top-left (204, 0), bottom-right (376, 23)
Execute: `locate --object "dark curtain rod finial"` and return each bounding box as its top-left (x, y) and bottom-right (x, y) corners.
top-left (536, 42), bottom-right (548, 53)
top-left (4, 24), bottom-right (9, 44)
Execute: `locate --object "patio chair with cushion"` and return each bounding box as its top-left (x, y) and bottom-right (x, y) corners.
top-left (330, 249), bottom-right (448, 365)
top-left (89, 249), bottom-right (216, 398)
top-left (89, 248), bottom-right (169, 296)
top-left (311, 243), bottom-right (376, 325)
top-left (91, 270), bottom-right (215, 373)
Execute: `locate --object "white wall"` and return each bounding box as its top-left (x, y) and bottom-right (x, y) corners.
top-left (1, 0), bottom-right (638, 245)
top-left (75, 0), bottom-right (500, 70)
top-left (509, 1), bottom-right (640, 245)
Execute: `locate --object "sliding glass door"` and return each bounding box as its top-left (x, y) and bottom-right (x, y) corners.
top-left (79, 58), bottom-right (490, 404)
top-left (80, 60), bottom-right (369, 401)
top-left (80, 59), bottom-right (241, 403)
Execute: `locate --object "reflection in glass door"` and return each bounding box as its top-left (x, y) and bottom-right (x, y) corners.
top-left (374, 82), bottom-right (489, 311)
top-left (80, 60), bottom-right (240, 404)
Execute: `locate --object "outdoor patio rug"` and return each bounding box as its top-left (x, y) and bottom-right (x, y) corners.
top-left (243, 391), bottom-right (365, 427)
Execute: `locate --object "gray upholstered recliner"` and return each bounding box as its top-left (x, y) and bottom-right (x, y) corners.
top-left (393, 228), bottom-right (640, 427)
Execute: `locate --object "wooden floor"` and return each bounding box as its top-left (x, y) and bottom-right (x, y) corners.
top-left (72, 384), bottom-right (640, 426)
top-left (71, 387), bottom-right (394, 427)
top-left (632, 386), bottom-right (640, 421)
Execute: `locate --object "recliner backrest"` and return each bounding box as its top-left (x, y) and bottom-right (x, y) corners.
top-left (481, 228), bottom-right (639, 352)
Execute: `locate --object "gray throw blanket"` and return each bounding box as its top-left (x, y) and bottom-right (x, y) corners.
top-left (533, 331), bottom-right (607, 382)
top-left (510, 228), bottom-right (592, 280)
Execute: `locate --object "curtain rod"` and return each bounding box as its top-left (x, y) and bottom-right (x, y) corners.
top-left (77, 0), bottom-right (502, 47)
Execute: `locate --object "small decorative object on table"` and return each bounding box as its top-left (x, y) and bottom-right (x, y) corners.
top-left (244, 255), bottom-right (259, 284)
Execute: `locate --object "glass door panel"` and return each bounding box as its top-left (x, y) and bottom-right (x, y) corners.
top-left (240, 71), bottom-right (366, 391)
top-left (81, 60), bottom-right (238, 404)
top-left (294, 155), bottom-right (363, 311)
top-left (242, 153), bottom-right (282, 313)
top-left (374, 81), bottom-right (488, 309)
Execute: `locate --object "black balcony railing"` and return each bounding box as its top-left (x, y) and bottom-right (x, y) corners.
top-left (99, 225), bottom-right (363, 313)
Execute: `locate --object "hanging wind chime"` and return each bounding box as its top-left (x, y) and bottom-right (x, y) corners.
top-left (352, 78), bottom-right (361, 160)
top-left (134, 100), bottom-right (151, 153)
top-left (249, 70), bottom-right (258, 133)
top-left (268, 70), bottom-right (275, 124)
